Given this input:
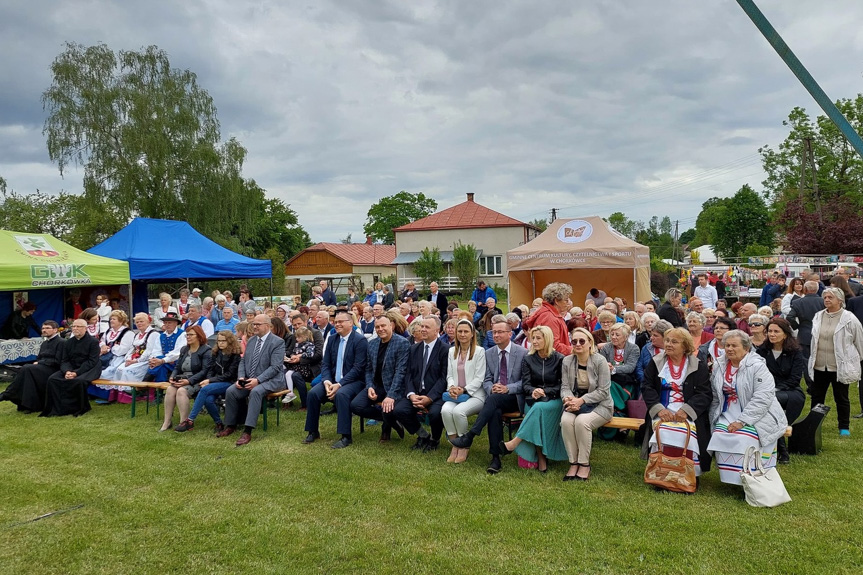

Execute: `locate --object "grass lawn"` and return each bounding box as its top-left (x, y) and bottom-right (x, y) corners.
top-left (2, 385), bottom-right (863, 574)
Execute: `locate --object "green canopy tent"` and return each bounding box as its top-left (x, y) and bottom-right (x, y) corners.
top-left (0, 230), bottom-right (130, 334)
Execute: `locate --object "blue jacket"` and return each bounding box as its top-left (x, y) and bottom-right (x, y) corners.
top-left (320, 330), bottom-right (368, 386)
top-left (471, 286), bottom-right (497, 308)
top-left (365, 334), bottom-right (410, 400)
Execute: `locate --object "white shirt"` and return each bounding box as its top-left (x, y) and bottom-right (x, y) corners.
top-left (694, 284), bottom-right (718, 310)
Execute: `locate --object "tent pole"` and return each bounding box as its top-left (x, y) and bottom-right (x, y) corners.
top-left (128, 281), bottom-right (133, 315)
top-left (269, 276), bottom-right (274, 309)
top-left (633, 268), bottom-right (637, 305)
top-left (531, 271), bottom-right (535, 300)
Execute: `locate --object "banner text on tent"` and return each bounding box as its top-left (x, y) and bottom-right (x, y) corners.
top-left (29, 264), bottom-right (92, 287)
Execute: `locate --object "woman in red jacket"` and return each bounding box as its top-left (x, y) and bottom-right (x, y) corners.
top-left (522, 282), bottom-right (573, 356)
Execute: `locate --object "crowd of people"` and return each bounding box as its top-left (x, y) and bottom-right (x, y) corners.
top-left (2, 271), bottom-right (861, 493)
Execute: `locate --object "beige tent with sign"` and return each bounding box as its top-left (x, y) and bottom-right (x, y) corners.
top-left (506, 217), bottom-right (652, 307)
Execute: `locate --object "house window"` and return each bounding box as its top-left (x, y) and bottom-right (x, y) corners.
top-left (480, 255), bottom-right (502, 276)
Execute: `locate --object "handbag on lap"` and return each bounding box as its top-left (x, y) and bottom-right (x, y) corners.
top-left (740, 446), bottom-right (791, 508)
top-left (644, 420), bottom-right (696, 494)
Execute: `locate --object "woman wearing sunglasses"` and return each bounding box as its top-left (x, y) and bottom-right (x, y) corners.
top-left (747, 314), bottom-right (769, 348)
top-left (559, 328), bottom-right (613, 481)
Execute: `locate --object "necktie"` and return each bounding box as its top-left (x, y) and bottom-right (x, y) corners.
top-left (250, 338), bottom-right (263, 377)
top-left (499, 349), bottom-right (508, 386)
top-left (420, 344), bottom-right (430, 388)
top-left (335, 337), bottom-right (346, 382)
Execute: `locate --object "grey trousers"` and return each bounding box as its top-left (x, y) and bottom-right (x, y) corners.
top-left (224, 378), bottom-right (286, 429)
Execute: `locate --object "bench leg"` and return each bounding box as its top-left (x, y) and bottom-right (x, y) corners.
top-left (276, 401), bottom-right (280, 427)
top-left (155, 390), bottom-right (163, 420)
top-left (130, 388), bottom-right (137, 418)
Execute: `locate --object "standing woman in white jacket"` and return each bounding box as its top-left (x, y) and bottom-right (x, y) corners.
top-left (808, 287), bottom-right (863, 436)
top-left (442, 319), bottom-right (487, 463)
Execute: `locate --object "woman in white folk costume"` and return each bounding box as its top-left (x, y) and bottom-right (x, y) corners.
top-left (95, 294), bottom-right (112, 335)
top-left (115, 313), bottom-right (163, 383)
top-left (98, 310), bottom-right (135, 376)
top-left (707, 330), bottom-right (788, 485)
top-left (151, 292), bottom-right (177, 329)
top-left (698, 316), bottom-right (735, 377)
top-left (641, 327), bottom-right (713, 479)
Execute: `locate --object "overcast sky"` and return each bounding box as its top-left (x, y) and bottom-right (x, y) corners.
top-left (1, 0), bottom-right (862, 242)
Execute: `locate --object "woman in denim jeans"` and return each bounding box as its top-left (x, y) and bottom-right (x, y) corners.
top-left (174, 330), bottom-right (241, 433)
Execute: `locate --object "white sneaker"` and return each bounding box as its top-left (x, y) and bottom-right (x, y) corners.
top-left (282, 392), bottom-right (297, 404)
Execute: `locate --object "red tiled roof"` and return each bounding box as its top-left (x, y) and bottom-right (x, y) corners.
top-left (296, 243), bottom-right (397, 266)
top-left (393, 197), bottom-right (531, 232)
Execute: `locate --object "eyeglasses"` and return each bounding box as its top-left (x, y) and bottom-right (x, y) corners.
top-left (749, 322), bottom-right (765, 327)
top-left (572, 338), bottom-right (588, 345)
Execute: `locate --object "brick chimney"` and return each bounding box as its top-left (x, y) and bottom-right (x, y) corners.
top-left (366, 236), bottom-right (373, 245)
top-left (466, 193), bottom-right (474, 202)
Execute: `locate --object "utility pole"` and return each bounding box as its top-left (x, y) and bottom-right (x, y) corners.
top-left (673, 219), bottom-right (679, 269)
top-left (550, 208), bottom-right (557, 223)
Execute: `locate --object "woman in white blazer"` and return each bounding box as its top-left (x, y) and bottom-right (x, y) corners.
top-left (442, 319), bottom-right (487, 463)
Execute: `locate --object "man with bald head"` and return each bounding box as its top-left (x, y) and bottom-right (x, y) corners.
top-left (41, 318), bottom-right (101, 417)
top-left (736, 302), bottom-right (757, 335)
top-left (218, 315), bottom-right (286, 446)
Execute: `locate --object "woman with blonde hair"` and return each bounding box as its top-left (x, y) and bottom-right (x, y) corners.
top-left (442, 319), bottom-right (487, 463)
top-left (624, 311), bottom-right (646, 347)
top-left (560, 328), bottom-right (613, 480)
top-left (499, 326), bottom-right (567, 472)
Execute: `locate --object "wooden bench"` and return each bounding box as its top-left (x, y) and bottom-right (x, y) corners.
top-left (502, 413), bottom-right (792, 440)
top-left (263, 389), bottom-right (293, 431)
top-left (91, 380), bottom-right (170, 418)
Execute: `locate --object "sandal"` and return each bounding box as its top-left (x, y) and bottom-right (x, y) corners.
top-left (575, 463), bottom-right (591, 481)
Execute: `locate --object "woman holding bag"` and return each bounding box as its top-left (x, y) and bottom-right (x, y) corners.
top-left (559, 328), bottom-right (613, 481)
top-left (707, 330), bottom-right (788, 485)
top-left (442, 319), bottom-right (487, 463)
top-left (641, 327), bottom-right (713, 479)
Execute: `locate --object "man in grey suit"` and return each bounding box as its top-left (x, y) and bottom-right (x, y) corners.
top-left (303, 310), bottom-right (368, 447)
top-left (450, 315), bottom-right (527, 474)
top-left (787, 281), bottom-right (825, 393)
top-left (218, 315), bottom-right (286, 446)
top-left (350, 314), bottom-right (410, 447)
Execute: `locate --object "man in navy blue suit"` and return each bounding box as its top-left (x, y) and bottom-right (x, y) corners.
top-left (303, 310), bottom-right (368, 448)
top-left (389, 316), bottom-right (449, 452)
top-left (350, 314), bottom-right (410, 444)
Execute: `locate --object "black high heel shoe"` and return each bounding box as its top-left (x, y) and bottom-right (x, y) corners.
top-left (498, 441), bottom-right (513, 456)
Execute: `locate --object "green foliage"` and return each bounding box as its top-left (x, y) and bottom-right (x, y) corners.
top-left (689, 249), bottom-right (702, 265)
top-left (412, 247), bottom-right (444, 290)
top-left (452, 241), bottom-right (479, 296)
top-left (605, 212), bottom-right (643, 240)
top-left (246, 247), bottom-right (286, 297)
top-left (529, 218), bottom-right (548, 232)
top-left (692, 197), bottom-right (729, 247)
top-left (363, 191), bottom-right (437, 244)
top-left (678, 227), bottom-right (696, 245)
top-left (635, 216), bottom-right (674, 260)
top-left (0, 188), bottom-right (80, 240)
top-left (40, 42), bottom-right (309, 255)
top-left (710, 185), bottom-right (774, 260)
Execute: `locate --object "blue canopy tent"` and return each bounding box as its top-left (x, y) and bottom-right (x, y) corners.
top-left (88, 218), bottom-right (272, 314)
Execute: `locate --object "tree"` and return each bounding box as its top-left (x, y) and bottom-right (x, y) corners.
top-left (413, 247), bottom-right (445, 290)
top-left (605, 212), bottom-right (643, 240)
top-left (529, 218), bottom-right (548, 232)
top-left (247, 247), bottom-right (286, 298)
top-left (678, 228), bottom-right (696, 245)
top-left (452, 241), bottom-right (479, 296)
top-left (689, 249), bottom-right (702, 265)
top-left (635, 216), bottom-right (674, 259)
top-left (776, 195), bottom-right (863, 253)
top-left (243, 195), bottom-right (311, 260)
top-left (692, 197), bottom-right (730, 247)
top-left (41, 42), bottom-right (284, 251)
top-left (711, 185), bottom-right (774, 259)
top-left (363, 191), bottom-right (437, 244)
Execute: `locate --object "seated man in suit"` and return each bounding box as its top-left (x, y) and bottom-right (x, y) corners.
top-left (303, 309), bottom-right (368, 447)
top-left (388, 316), bottom-right (449, 452)
top-left (217, 315), bottom-right (286, 446)
top-left (0, 320), bottom-right (64, 410)
top-left (450, 315), bottom-right (527, 474)
top-left (41, 319), bottom-right (102, 417)
top-left (349, 314), bottom-right (410, 447)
